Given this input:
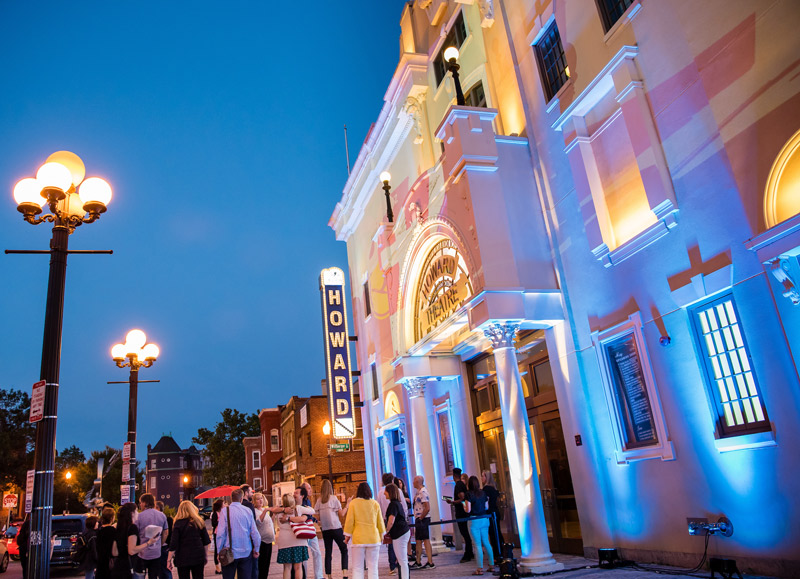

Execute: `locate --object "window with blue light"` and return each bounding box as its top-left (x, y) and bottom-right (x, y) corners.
top-left (534, 21), bottom-right (569, 101)
top-left (691, 295), bottom-right (770, 437)
top-left (596, 0), bottom-right (636, 32)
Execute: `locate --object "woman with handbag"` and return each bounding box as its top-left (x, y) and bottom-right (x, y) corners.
top-left (167, 501), bottom-right (211, 579)
top-left (253, 492), bottom-right (275, 579)
top-left (384, 484), bottom-right (410, 579)
top-left (275, 493), bottom-right (311, 579)
top-left (315, 479), bottom-right (348, 579)
top-left (343, 483), bottom-right (385, 579)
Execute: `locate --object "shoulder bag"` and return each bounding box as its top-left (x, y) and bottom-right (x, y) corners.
top-left (218, 507), bottom-right (235, 566)
top-left (290, 509), bottom-right (317, 540)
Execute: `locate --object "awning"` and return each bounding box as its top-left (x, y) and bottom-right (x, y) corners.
top-left (193, 485), bottom-right (240, 499)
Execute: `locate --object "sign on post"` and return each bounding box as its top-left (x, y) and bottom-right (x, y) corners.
top-left (120, 485), bottom-right (131, 504)
top-left (25, 469), bottom-right (35, 513)
top-left (320, 267), bottom-right (357, 439)
top-left (122, 442), bottom-right (131, 460)
top-left (30, 380), bottom-right (46, 423)
top-left (2, 493), bottom-right (18, 509)
top-left (330, 443), bottom-right (350, 452)
top-left (121, 461), bottom-right (130, 482)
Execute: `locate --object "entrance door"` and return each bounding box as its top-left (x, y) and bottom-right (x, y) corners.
top-left (531, 411), bottom-right (583, 554)
top-left (390, 428), bottom-right (409, 490)
top-left (476, 426), bottom-right (518, 545)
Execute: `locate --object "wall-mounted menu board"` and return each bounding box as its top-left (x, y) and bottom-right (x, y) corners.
top-left (604, 333), bottom-right (658, 448)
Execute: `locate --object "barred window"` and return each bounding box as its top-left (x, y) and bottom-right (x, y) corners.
top-left (597, 0), bottom-right (636, 32)
top-left (534, 22), bottom-right (569, 101)
top-left (691, 295), bottom-right (769, 437)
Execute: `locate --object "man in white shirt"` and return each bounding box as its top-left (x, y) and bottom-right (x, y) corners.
top-left (216, 489), bottom-right (261, 579)
top-left (410, 476), bottom-right (434, 570)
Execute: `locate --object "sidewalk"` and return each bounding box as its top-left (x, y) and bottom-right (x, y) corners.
top-left (200, 544), bottom-right (775, 579)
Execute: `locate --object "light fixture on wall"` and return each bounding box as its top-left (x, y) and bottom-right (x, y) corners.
top-left (380, 171), bottom-right (394, 223)
top-left (444, 46), bottom-right (466, 106)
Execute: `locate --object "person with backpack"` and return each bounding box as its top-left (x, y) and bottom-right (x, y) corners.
top-left (74, 515), bottom-right (100, 579)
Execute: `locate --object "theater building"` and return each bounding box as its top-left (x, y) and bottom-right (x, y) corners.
top-left (329, 0), bottom-right (800, 576)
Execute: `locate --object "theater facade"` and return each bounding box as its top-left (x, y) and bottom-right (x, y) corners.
top-left (329, 1), bottom-right (800, 576)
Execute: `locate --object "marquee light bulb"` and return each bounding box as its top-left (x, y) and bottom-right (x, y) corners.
top-left (78, 177), bottom-right (113, 206)
top-left (13, 178), bottom-right (45, 207)
top-left (36, 162), bottom-right (73, 192)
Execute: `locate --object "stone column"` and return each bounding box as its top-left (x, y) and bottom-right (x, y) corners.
top-left (484, 323), bottom-right (563, 573)
top-left (403, 377), bottom-right (446, 552)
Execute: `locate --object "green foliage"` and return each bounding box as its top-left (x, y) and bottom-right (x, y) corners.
top-left (162, 504), bottom-right (177, 518)
top-left (192, 408), bottom-right (259, 486)
top-left (0, 387), bottom-right (36, 490)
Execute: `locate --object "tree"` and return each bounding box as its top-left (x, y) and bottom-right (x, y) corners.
top-left (0, 387), bottom-right (36, 490)
top-left (54, 445), bottom-right (87, 513)
top-left (192, 408), bottom-right (259, 486)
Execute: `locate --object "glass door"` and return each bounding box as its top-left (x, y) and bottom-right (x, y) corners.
top-left (477, 426), bottom-right (518, 546)
top-left (531, 412), bottom-right (583, 554)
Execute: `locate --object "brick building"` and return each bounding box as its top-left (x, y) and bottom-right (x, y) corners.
top-left (278, 393), bottom-right (366, 504)
top-left (145, 435), bottom-right (205, 509)
top-left (243, 407), bottom-right (283, 500)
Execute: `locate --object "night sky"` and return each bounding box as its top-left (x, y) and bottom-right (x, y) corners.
top-left (0, 1), bottom-right (405, 456)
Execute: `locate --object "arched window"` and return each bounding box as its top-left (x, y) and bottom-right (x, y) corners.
top-left (765, 129), bottom-right (800, 228)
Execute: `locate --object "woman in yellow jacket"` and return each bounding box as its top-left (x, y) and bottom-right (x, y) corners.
top-left (344, 482), bottom-right (386, 579)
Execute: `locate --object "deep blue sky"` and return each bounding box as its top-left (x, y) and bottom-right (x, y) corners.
top-left (0, 1), bottom-right (405, 457)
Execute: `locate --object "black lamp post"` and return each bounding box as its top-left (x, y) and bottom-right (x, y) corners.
top-left (323, 420), bottom-right (334, 481)
top-left (444, 46), bottom-right (466, 106)
top-left (380, 171), bottom-right (394, 223)
top-left (111, 330), bottom-right (160, 505)
top-left (8, 152), bottom-right (113, 579)
top-left (64, 471), bottom-right (72, 514)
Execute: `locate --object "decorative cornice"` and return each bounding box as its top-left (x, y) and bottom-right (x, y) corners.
top-left (769, 257), bottom-right (800, 306)
top-left (402, 377), bottom-right (427, 398)
top-left (483, 322), bottom-right (520, 350)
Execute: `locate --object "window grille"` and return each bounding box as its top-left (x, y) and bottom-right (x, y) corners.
top-left (692, 296), bottom-right (769, 436)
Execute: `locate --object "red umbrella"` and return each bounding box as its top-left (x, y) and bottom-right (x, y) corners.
top-left (194, 485), bottom-right (241, 500)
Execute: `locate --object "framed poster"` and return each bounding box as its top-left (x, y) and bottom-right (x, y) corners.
top-left (593, 312), bottom-right (675, 464)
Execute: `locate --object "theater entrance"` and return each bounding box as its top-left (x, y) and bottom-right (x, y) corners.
top-left (470, 332), bottom-right (583, 555)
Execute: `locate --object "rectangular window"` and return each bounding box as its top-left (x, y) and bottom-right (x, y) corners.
top-left (691, 295), bottom-right (769, 437)
top-left (364, 281), bottom-right (371, 317)
top-left (252, 451), bottom-right (260, 470)
top-left (371, 363), bottom-right (380, 401)
top-left (271, 432), bottom-right (280, 451)
top-left (464, 82), bottom-right (487, 108)
top-left (434, 12), bottom-right (468, 86)
top-left (272, 471), bottom-right (280, 484)
top-left (151, 459), bottom-right (156, 469)
top-left (300, 405), bottom-right (308, 427)
top-left (150, 477), bottom-right (156, 490)
top-left (253, 477), bottom-right (262, 490)
top-left (597, 0), bottom-right (636, 32)
top-left (306, 432), bottom-right (313, 456)
top-left (534, 21), bottom-right (569, 101)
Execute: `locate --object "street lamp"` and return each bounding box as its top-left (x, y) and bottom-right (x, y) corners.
top-left (64, 471), bottom-right (72, 514)
top-left (9, 151), bottom-right (112, 579)
top-left (322, 421), bottom-right (333, 482)
top-left (379, 171), bottom-right (394, 223)
top-left (112, 329), bottom-right (159, 505)
top-left (444, 46), bottom-right (466, 106)
top-left (182, 475), bottom-right (192, 503)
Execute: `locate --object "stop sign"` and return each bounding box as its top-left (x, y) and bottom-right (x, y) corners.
top-left (3, 493), bottom-right (18, 508)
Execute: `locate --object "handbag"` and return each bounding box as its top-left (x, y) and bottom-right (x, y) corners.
top-left (382, 534), bottom-right (393, 545)
top-left (290, 513), bottom-right (317, 540)
top-left (218, 507), bottom-right (235, 566)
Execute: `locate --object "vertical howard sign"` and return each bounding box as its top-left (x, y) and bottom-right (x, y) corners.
top-left (320, 267), bottom-right (356, 439)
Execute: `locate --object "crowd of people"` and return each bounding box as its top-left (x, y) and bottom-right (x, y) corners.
top-left (16, 466), bottom-right (504, 579)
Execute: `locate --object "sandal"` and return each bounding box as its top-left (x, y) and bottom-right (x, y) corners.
top-left (473, 570), bottom-right (484, 576)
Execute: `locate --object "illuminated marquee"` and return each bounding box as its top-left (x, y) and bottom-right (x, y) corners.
top-left (414, 239), bottom-right (473, 341)
top-left (320, 267), bottom-right (356, 439)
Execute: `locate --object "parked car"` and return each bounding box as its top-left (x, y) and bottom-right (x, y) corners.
top-left (198, 505), bottom-right (213, 520)
top-left (2, 522), bottom-right (21, 560)
top-left (0, 537), bottom-right (8, 573)
top-left (50, 514), bottom-right (87, 568)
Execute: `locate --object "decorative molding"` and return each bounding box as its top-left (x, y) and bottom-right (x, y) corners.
top-left (403, 377), bottom-right (427, 398)
top-left (483, 322), bottom-right (520, 349)
top-left (670, 265), bottom-right (734, 308)
top-left (768, 257), bottom-right (800, 306)
top-left (404, 94), bottom-right (427, 145)
top-left (408, 201), bottom-right (424, 225)
top-left (597, 210), bottom-right (679, 268)
top-left (478, 0), bottom-right (494, 27)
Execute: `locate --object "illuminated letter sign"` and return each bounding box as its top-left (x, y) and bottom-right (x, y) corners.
top-left (320, 267), bottom-right (356, 439)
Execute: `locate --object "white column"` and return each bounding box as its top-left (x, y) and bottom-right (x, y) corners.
top-left (484, 323), bottom-right (563, 573)
top-left (403, 377), bottom-right (447, 552)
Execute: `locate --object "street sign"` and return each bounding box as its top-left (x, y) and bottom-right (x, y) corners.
top-left (25, 469), bottom-right (34, 513)
top-left (122, 442), bottom-right (131, 460)
top-left (120, 485), bottom-right (131, 504)
top-left (121, 460), bottom-right (130, 482)
top-left (2, 493), bottom-right (18, 508)
top-left (330, 443), bottom-right (350, 451)
top-left (30, 380), bottom-right (46, 423)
